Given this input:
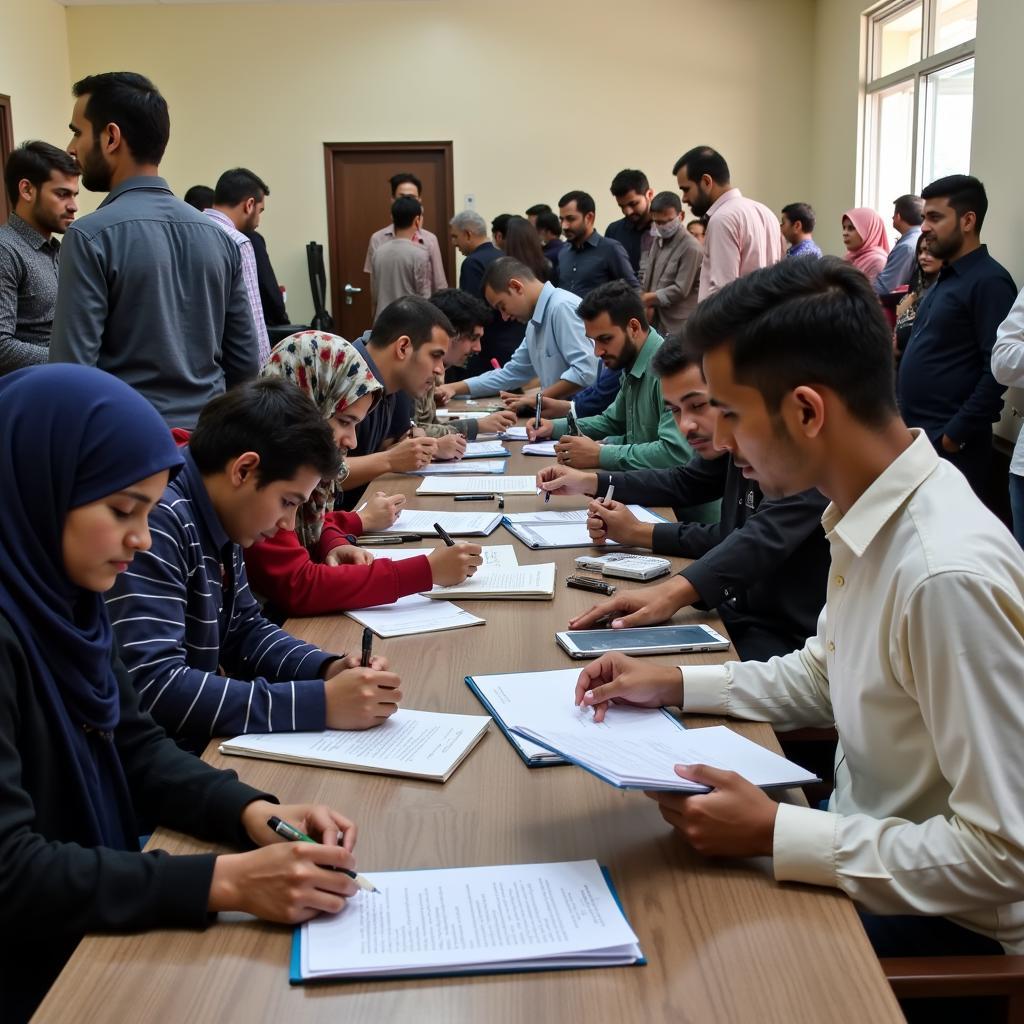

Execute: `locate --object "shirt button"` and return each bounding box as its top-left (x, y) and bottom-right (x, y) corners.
top-left (835, 575), bottom-right (845, 587)
top-left (827, 641), bottom-right (836, 653)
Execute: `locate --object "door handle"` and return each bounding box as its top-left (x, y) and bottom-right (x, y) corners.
top-left (343, 283), bottom-right (362, 305)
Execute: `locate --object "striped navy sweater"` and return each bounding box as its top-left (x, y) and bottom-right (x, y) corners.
top-left (107, 451), bottom-right (336, 747)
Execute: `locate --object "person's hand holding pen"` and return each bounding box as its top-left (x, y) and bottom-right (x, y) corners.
top-left (526, 418), bottom-right (554, 442)
top-left (386, 435), bottom-right (437, 472)
top-left (322, 651), bottom-right (401, 729)
top-left (555, 433), bottom-right (601, 468)
top-left (428, 523), bottom-right (483, 585)
top-left (536, 465), bottom-right (599, 498)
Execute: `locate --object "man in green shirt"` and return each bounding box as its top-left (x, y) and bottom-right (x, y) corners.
top-left (528, 280), bottom-right (718, 522)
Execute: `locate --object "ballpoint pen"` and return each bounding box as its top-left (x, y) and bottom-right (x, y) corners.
top-left (267, 816), bottom-right (379, 893)
top-left (360, 626), bottom-right (373, 668)
top-left (434, 522), bottom-right (456, 546)
top-left (534, 391), bottom-right (542, 430)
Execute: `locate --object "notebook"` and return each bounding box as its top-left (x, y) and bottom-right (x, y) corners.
top-left (522, 440), bottom-right (558, 457)
top-left (417, 475), bottom-right (539, 495)
top-left (410, 459), bottom-right (507, 475)
top-left (498, 426), bottom-right (529, 440)
top-left (502, 506), bottom-right (666, 549)
top-left (424, 562), bottom-right (555, 600)
top-left (291, 859), bottom-right (643, 983)
top-left (219, 708), bottom-right (490, 783)
top-left (375, 509), bottom-right (503, 537)
top-left (463, 440), bottom-right (511, 458)
top-left (346, 594), bottom-right (484, 637)
top-left (365, 545), bottom-right (519, 568)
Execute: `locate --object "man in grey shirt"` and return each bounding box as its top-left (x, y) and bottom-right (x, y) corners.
top-left (369, 196), bottom-right (432, 317)
top-left (0, 142), bottom-right (80, 374)
top-left (49, 72), bottom-right (256, 427)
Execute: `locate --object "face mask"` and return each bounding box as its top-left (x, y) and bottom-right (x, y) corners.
top-left (655, 219), bottom-right (681, 239)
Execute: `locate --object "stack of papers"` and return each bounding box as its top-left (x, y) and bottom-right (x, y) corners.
top-left (410, 459), bottom-right (507, 475)
top-left (435, 408), bottom-right (490, 420)
top-left (346, 593), bottom-right (484, 637)
top-left (503, 507), bottom-right (665, 549)
top-left (365, 545), bottom-right (519, 568)
top-left (463, 440), bottom-right (510, 458)
top-left (219, 708), bottom-right (490, 783)
top-left (292, 859), bottom-right (643, 983)
top-left (522, 440), bottom-right (558, 457)
top-left (499, 425), bottom-right (529, 441)
top-left (417, 475), bottom-right (538, 495)
top-left (425, 562), bottom-right (556, 600)
top-left (376, 509), bottom-right (503, 536)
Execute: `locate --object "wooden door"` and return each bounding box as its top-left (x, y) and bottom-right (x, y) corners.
top-left (0, 96), bottom-right (14, 224)
top-left (323, 141), bottom-right (454, 339)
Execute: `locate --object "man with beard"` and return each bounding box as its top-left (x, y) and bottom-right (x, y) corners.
top-left (49, 72), bottom-right (256, 427)
top-left (537, 330), bottom-right (828, 659)
top-left (0, 142), bottom-right (79, 372)
top-left (897, 175), bottom-right (1016, 498)
top-left (672, 146), bottom-right (782, 302)
top-left (556, 190), bottom-right (638, 297)
top-left (605, 169), bottom-right (655, 275)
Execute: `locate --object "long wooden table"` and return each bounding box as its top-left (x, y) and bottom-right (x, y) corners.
top-left (34, 435), bottom-right (903, 1023)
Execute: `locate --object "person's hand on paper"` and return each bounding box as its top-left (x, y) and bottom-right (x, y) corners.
top-left (387, 436), bottom-right (438, 472)
top-left (574, 652), bottom-right (682, 723)
top-left (477, 408), bottom-right (517, 434)
top-left (645, 766), bottom-right (779, 858)
top-left (428, 542), bottom-right (483, 586)
top-left (358, 490), bottom-right (406, 532)
top-left (434, 433), bottom-right (467, 461)
top-left (568, 576), bottom-right (699, 630)
top-left (323, 655), bottom-right (402, 729)
top-left (536, 465), bottom-right (599, 497)
top-left (240, 798), bottom-right (358, 852)
top-left (499, 389), bottom-right (533, 414)
top-left (555, 434), bottom-right (601, 469)
top-left (324, 544), bottom-right (374, 567)
top-left (526, 418), bottom-right (554, 442)
top-left (586, 499), bottom-right (654, 548)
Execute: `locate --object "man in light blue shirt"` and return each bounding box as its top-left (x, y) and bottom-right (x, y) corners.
top-left (874, 194), bottom-right (923, 295)
top-left (435, 257), bottom-right (598, 410)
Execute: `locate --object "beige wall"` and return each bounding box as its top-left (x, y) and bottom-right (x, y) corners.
top-left (64, 0), bottom-right (815, 323)
top-left (0, 0), bottom-right (71, 147)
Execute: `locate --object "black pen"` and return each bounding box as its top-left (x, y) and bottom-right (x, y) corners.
top-left (534, 391), bottom-right (542, 429)
top-left (454, 494), bottom-right (494, 501)
top-left (434, 522), bottom-right (456, 546)
top-left (267, 816), bottom-right (378, 893)
top-left (360, 626), bottom-right (373, 668)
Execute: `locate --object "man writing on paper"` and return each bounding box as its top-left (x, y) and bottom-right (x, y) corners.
top-left (574, 257), bottom-right (1024, 967)
top-left (539, 333), bottom-right (828, 661)
top-left (434, 257), bottom-right (599, 415)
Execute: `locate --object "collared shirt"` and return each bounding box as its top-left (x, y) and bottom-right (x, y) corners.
top-left (107, 450), bottom-right (334, 751)
top-left (458, 240), bottom-right (525, 368)
top-left (641, 227), bottom-right (703, 337)
top-left (549, 329), bottom-right (692, 472)
top-left (898, 244), bottom-right (1017, 442)
top-left (571, 363), bottom-right (622, 417)
top-left (557, 230), bottom-right (639, 297)
top-left (364, 223), bottom-right (447, 292)
top-left (700, 188), bottom-right (784, 302)
top-left (991, 285), bottom-right (1024, 475)
top-left (605, 217), bottom-right (656, 274)
top-left (49, 176), bottom-right (258, 428)
top-left (0, 213), bottom-right (60, 373)
top-left (413, 377), bottom-right (479, 440)
top-left (683, 430), bottom-right (1024, 952)
top-left (464, 282), bottom-right (599, 397)
top-left (204, 208), bottom-right (270, 364)
top-left (542, 238), bottom-right (567, 286)
top-left (786, 238), bottom-right (822, 260)
top-left (244, 229), bottom-right (289, 326)
top-left (351, 335), bottom-right (413, 455)
top-left (873, 226), bottom-right (920, 294)
top-left (370, 236), bottom-right (432, 315)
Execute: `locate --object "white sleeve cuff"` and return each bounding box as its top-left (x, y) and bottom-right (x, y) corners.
top-left (681, 664), bottom-right (731, 714)
top-left (773, 802), bottom-right (840, 889)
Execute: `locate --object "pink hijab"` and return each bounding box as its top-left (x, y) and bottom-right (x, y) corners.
top-left (842, 207), bottom-right (891, 282)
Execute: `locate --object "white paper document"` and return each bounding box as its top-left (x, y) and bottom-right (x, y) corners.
top-left (377, 509), bottom-right (502, 536)
top-left (297, 859), bottom-right (642, 981)
top-left (425, 562), bottom-right (555, 600)
top-left (411, 459), bottom-right (507, 475)
top-left (219, 708), bottom-right (490, 783)
top-left (366, 545), bottom-right (519, 568)
top-left (463, 441), bottom-right (510, 457)
top-left (499, 426), bottom-right (530, 440)
top-left (417, 475), bottom-right (539, 495)
top-left (435, 408), bottom-right (490, 420)
top-left (346, 593), bottom-right (484, 637)
top-left (503, 506), bottom-right (663, 549)
top-left (522, 440), bottom-right (558, 456)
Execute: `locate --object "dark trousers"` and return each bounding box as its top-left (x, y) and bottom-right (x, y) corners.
top-left (934, 431), bottom-right (992, 499)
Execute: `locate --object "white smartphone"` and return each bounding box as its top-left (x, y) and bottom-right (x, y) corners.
top-left (555, 623), bottom-right (731, 659)
top-left (574, 553), bottom-right (672, 581)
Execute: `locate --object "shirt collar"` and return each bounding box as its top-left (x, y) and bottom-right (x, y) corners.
top-left (531, 281), bottom-right (557, 327)
top-left (822, 428), bottom-right (939, 557)
top-left (179, 449), bottom-right (231, 554)
top-left (628, 327), bottom-right (662, 379)
top-left (5, 212), bottom-right (57, 252)
top-left (99, 175), bottom-right (173, 209)
top-left (572, 229), bottom-right (602, 251)
top-left (706, 187), bottom-right (743, 219)
top-left (354, 336), bottom-right (397, 395)
top-left (940, 243), bottom-right (989, 280)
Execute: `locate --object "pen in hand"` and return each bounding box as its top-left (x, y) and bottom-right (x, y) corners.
top-left (360, 625), bottom-right (373, 668)
top-left (534, 391), bottom-right (542, 430)
top-left (433, 522), bottom-right (456, 547)
top-left (267, 816), bottom-right (379, 893)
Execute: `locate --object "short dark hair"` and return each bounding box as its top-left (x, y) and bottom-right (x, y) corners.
top-left (535, 210), bottom-right (561, 236)
top-left (3, 140), bottom-right (79, 205)
top-left (525, 203), bottom-right (552, 217)
top-left (920, 174), bottom-right (988, 231)
top-left (72, 72), bottom-right (170, 166)
top-left (391, 195), bottom-right (422, 229)
top-left (683, 256), bottom-right (898, 427)
top-left (558, 190), bottom-right (596, 216)
top-left (491, 213), bottom-right (512, 237)
top-left (429, 288), bottom-right (492, 334)
top-left (389, 171), bottom-right (422, 196)
top-left (214, 167), bottom-right (269, 207)
top-left (892, 194), bottom-right (924, 226)
top-left (650, 190), bottom-right (682, 215)
top-left (781, 202), bottom-right (816, 233)
top-left (503, 215), bottom-right (549, 281)
top-left (610, 169), bottom-right (650, 198)
top-left (576, 279), bottom-right (648, 332)
top-left (182, 184), bottom-right (214, 211)
top-left (672, 146), bottom-right (730, 185)
top-left (189, 378), bottom-right (342, 484)
top-left (481, 256), bottom-right (537, 293)
top-left (369, 295), bottom-right (454, 349)
top-left (651, 332), bottom-right (698, 377)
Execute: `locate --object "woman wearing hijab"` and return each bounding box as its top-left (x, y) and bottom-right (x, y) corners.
top-left (0, 366), bottom-right (362, 1023)
top-left (841, 207), bottom-right (891, 284)
top-left (243, 331), bottom-right (481, 617)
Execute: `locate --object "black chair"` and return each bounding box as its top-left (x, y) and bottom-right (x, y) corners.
top-left (306, 241), bottom-right (334, 333)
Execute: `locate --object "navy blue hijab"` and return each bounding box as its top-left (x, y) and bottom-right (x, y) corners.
top-left (0, 365), bottom-right (184, 848)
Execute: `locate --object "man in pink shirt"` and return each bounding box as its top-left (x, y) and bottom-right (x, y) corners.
top-left (673, 146), bottom-right (783, 302)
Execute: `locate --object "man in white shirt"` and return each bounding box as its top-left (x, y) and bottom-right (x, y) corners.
top-left (576, 256), bottom-right (1024, 964)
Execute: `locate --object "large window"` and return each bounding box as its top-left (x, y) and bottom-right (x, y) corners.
top-left (862, 0), bottom-right (976, 216)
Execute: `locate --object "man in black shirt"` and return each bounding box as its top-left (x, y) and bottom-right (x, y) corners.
top-left (605, 168), bottom-right (655, 275)
top-left (557, 190), bottom-right (638, 298)
top-left (537, 334), bottom-right (829, 661)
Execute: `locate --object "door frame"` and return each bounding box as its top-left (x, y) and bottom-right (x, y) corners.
top-left (322, 140), bottom-right (455, 325)
top-left (0, 95), bottom-right (14, 223)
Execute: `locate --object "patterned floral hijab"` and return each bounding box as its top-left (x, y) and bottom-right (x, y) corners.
top-left (260, 331), bottom-right (382, 548)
